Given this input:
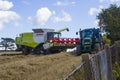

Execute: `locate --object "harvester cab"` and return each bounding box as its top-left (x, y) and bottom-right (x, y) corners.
top-left (76, 28), bottom-right (103, 55)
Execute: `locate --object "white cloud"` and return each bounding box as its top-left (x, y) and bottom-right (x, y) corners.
top-left (22, 0), bottom-right (30, 5)
top-left (71, 1), bottom-right (76, 4)
top-left (0, 0), bottom-right (20, 30)
top-left (0, 0), bottom-right (13, 10)
top-left (94, 19), bottom-right (99, 26)
top-left (28, 8), bottom-right (72, 25)
top-left (29, 7), bottom-right (52, 25)
top-left (0, 11), bottom-right (20, 30)
top-left (99, 0), bottom-right (120, 3)
top-left (53, 11), bottom-right (72, 22)
top-left (89, 6), bottom-right (104, 16)
top-left (28, 16), bottom-right (32, 22)
top-left (52, 11), bottom-right (56, 15)
top-left (110, 0), bottom-right (120, 2)
top-left (54, 1), bottom-right (76, 6)
top-left (89, 8), bottom-right (97, 16)
top-left (14, 22), bottom-right (20, 27)
top-left (0, 11), bottom-right (20, 23)
top-left (0, 22), bottom-right (3, 30)
top-left (99, 0), bottom-right (105, 3)
top-left (56, 1), bottom-right (62, 6)
top-left (35, 7), bottom-right (52, 25)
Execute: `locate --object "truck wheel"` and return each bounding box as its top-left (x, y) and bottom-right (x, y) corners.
top-left (100, 43), bottom-right (104, 50)
top-left (75, 45), bottom-right (81, 56)
top-left (94, 43), bottom-right (100, 53)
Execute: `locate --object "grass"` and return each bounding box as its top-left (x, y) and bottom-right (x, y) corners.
top-left (112, 62), bottom-right (120, 80)
top-left (0, 52), bottom-right (82, 80)
top-left (68, 66), bottom-right (85, 80)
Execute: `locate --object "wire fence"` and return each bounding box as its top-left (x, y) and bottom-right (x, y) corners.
top-left (64, 41), bottom-right (120, 80)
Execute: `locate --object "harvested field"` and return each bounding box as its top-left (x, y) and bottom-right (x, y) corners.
top-left (0, 52), bottom-right (82, 80)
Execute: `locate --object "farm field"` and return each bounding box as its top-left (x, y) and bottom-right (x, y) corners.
top-left (0, 52), bottom-right (82, 80)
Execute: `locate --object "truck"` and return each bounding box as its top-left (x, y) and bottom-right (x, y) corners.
top-left (75, 28), bottom-right (103, 55)
top-left (15, 28), bottom-right (79, 55)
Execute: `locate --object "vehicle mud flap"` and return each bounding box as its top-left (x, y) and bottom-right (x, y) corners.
top-left (94, 43), bottom-right (100, 53)
top-left (75, 45), bottom-right (81, 56)
top-left (100, 43), bottom-right (104, 50)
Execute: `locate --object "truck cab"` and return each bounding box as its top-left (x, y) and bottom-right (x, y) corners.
top-left (76, 28), bottom-right (103, 55)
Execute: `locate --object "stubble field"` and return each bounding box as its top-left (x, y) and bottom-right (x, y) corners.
top-left (0, 52), bottom-right (82, 80)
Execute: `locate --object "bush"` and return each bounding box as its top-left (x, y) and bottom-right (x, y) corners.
top-left (112, 62), bottom-right (120, 80)
top-left (102, 34), bottom-right (111, 45)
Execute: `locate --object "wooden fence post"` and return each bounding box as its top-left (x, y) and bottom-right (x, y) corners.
top-left (106, 46), bottom-right (113, 80)
top-left (114, 41), bottom-right (119, 62)
top-left (82, 54), bottom-right (93, 80)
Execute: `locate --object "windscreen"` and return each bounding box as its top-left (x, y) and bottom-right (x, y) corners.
top-left (47, 32), bottom-right (60, 39)
top-left (81, 30), bottom-right (93, 38)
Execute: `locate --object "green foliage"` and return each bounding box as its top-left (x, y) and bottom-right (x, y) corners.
top-left (112, 62), bottom-right (120, 80)
top-left (102, 34), bottom-right (111, 45)
top-left (97, 4), bottom-right (120, 43)
top-left (69, 68), bottom-right (84, 80)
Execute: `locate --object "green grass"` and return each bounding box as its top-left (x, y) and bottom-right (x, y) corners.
top-left (112, 62), bottom-right (120, 80)
top-left (68, 67), bottom-right (85, 80)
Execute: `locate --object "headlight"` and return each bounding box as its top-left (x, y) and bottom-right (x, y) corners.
top-left (50, 40), bottom-right (53, 42)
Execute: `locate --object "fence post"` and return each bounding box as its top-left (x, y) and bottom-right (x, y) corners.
top-left (117, 41), bottom-right (120, 61)
top-left (106, 46), bottom-right (113, 80)
top-left (114, 41), bottom-right (119, 62)
top-left (82, 54), bottom-right (93, 80)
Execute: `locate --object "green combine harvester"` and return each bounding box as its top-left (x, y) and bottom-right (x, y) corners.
top-left (15, 28), bottom-right (79, 55)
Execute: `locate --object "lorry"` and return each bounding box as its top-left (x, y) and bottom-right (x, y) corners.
top-left (75, 28), bottom-right (103, 55)
top-left (15, 28), bottom-right (79, 55)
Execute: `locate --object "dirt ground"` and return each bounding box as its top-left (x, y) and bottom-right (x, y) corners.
top-left (0, 52), bottom-right (82, 80)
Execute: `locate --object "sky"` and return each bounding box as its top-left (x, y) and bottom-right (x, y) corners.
top-left (0, 0), bottom-right (120, 39)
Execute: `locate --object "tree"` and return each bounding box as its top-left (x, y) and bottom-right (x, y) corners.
top-left (97, 4), bottom-right (120, 43)
top-left (102, 34), bottom-right (111, 45)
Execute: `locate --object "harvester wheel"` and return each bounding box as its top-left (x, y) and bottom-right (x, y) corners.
top-left (33, 47), bottom-right (45, 55)
top-left (22, 47), bottom-right (29, 55)
top-left (45, 50), bottom-right (50, 54)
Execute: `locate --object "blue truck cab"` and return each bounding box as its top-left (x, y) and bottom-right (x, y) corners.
top-left (76, 28), bottom-right (103, 55)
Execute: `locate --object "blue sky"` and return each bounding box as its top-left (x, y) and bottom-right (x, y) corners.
top-left (0, 0), bottom-right (120, 39)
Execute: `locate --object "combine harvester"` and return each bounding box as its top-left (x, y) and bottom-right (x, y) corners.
top-left (15, 28), bottom-right (79, 55)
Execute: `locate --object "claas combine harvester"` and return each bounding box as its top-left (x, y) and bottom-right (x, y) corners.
top-left (15, 28), bottom-right (79, 55)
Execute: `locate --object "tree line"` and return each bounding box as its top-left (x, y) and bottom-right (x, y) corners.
top-left (97, 4), bottom-right (120, 44)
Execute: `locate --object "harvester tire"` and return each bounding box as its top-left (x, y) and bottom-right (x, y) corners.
top-left (75, 45), bottom-right (81, 56)
top-left (94, 43), bottom-right (100, 53)
top-left (22, 47), bottom-right (29, 55)
top-left (33, 47), bottom-right (45, 55)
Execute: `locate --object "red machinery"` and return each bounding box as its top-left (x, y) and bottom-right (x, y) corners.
top-left (50, 38), bottom-right (79, 46)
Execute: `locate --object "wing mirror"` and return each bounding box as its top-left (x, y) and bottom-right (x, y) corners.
top-left (76, 32), bottom-right (78, 35)
top-left (66, 28), bottom-right (69, 31)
